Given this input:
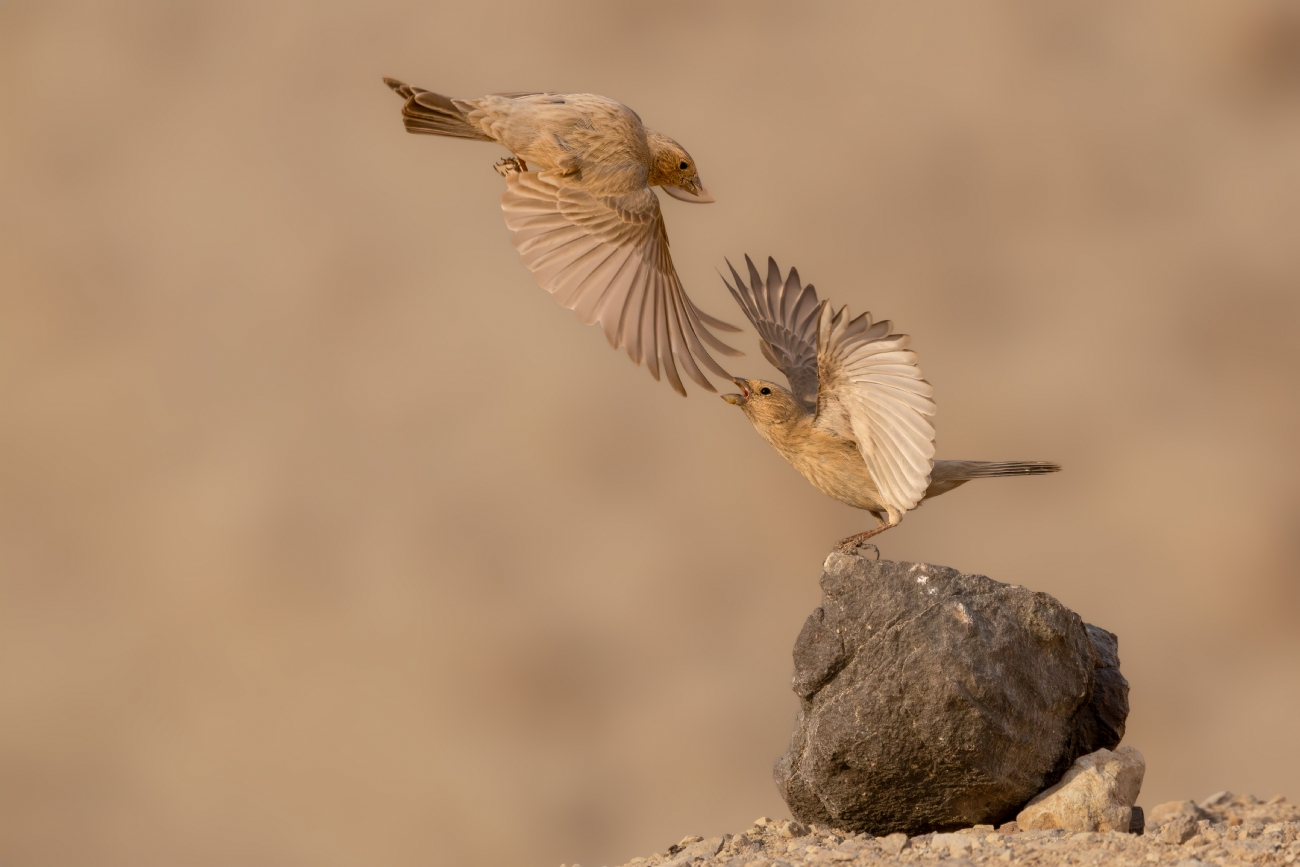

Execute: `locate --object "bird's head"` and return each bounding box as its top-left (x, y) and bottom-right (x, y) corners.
top-left (646, 130), bottom-right (714, 203)
top-left (722, 378), bottom-right (804, 427)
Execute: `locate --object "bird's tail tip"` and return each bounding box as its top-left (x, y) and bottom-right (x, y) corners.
top-left (383, 76), bottom-right (411, 95)
top-left (967, 460), bottom-right (1062, 476)
top-left (382, 80), bottom-right (492, 141)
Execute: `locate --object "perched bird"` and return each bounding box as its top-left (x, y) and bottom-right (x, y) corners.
top-left (720, 256), bottom-right (1060, 548)
top-left (383, 78), bottom-right (742, 395)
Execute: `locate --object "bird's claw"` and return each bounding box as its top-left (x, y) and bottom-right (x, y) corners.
top-left (835, 538), bottom-right (881, 560)
top-left (493, 156), bottom-right (526, 178)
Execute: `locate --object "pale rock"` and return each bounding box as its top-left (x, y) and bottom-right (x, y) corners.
top-left (662, 837), bottom-right (722, 867)
top-left (1157, 816), bottom-right (1199, 845)
top-left (931, 832), bottom-right (975, 855)
top-left (1201, 791), bottom-right (1234, 810)
top-left (1149, 800), bottom-right (1208, 827)
top-left (880, 833), bottom-right (909, 855)
top-left (1016, 746), bottom-right (1146, 833)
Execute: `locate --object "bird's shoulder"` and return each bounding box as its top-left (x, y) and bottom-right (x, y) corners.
top-left (800, 423), bottom-right (859, 460)
top-left (552, 93), bottom-right (643, 123)
top-left (555, 95), bottom-right (649, 159)
top-left (486, 92), bottom-right (641, 123)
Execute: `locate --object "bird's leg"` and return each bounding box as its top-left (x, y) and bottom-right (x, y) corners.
top-left (836, 512), bottom-right (901, 553)
top-left (493, 156), bottom-right (526, 177)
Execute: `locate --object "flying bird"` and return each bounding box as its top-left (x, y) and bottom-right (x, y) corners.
top-left (720, 256), bottom-right (1060, 548)
top-left (383, 78), bottom-right (742, 395)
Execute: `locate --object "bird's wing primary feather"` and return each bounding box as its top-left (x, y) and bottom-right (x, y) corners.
top-left (814, 303), bottom-right (936, 513)
top-left (501, 169), bottom-right (742, 395)
top-left (719, 255), bottom-right (823, 412)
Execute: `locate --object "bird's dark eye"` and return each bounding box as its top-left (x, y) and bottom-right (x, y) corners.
top-left (760, 387), bottom-right (771, 395)
top-left (679, 161), bottom-right (689, 170)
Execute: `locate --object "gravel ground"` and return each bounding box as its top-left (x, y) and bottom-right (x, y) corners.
top-left (579, 794), bottom-right (1300, 867)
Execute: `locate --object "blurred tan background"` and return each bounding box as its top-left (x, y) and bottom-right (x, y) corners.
top-left (2, 1), bottom-right (1299, 865)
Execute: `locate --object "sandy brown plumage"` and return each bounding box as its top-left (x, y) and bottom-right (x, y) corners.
top-left (721, 256), bottom-right (1060, 547)
top-left (383, 77), bottom-right (741, 395)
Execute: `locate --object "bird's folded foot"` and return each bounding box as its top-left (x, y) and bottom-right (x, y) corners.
top-left (835, 523), bottom-right (893, 554)
top-left (493, 156), bottom-right (526, 177)
top-left (835, 538), bottom-right (881, 559)
top-left (856, 542), bottom-right (881, 560)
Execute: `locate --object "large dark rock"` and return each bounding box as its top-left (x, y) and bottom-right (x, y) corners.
top-left (774, 551), bottom-right (1129, 835)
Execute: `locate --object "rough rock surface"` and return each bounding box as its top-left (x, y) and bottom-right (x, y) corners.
top-left (774, 552), bottom-right (1129, 835)
top-left (1016, 746), bottom-right (1146, 832)
top-left (594, 793), bottom-right (1300, 867)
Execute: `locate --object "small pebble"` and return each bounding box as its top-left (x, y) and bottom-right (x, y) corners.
top-left (880, 832), bottom-right (909, 855)
top-left (776, 820), bottom-right (809, 838)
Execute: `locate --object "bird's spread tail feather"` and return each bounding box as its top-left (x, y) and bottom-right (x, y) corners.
top-left (383, 78), bottom-right (492, 141)
top-left (933, 460), bottom-right (1062, 480)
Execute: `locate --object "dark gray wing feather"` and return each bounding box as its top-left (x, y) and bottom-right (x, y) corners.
top-left (720, 255), bottom-right (823, 411)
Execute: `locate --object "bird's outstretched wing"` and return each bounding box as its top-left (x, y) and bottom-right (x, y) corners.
top-left (500, 169), bottom-right (742, 395)
top-left (720, 255), bottom-right (823, 412)
top-left (814, 303), bottom-right (937, 514)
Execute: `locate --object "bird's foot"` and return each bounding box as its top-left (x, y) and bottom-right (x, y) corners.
top-left (836, 525), bottom-right (891, 556)
top-left (835, 539), bottom-right (880, 559)
top-left (835, 513), bottom-right (900, 555)
top-left (493, 156), bottom-right (526, 178)
top-left (855, 542), bottom-right (881, 560)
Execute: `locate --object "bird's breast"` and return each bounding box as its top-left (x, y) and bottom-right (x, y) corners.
top-left (759, 425), bottom-right (883, 512)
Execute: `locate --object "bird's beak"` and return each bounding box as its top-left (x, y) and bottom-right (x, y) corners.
top-left (721, 377), bottom-right (750, 405)
top-left (662, 177), bottom-right (715, 203)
